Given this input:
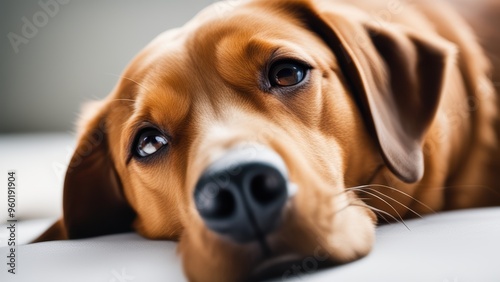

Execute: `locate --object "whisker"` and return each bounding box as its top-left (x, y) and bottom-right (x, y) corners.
top-left (349, 202), bottom-right (404, 226)
top-left (109, 98), bottom-right (136, 103)
top-left (345, 184), bottom-right (436, 214)
top-left (375, 210), bottom-right (391, 225)
top-left (357, 183), bottom-right (499, 201)
top-left (332, 194), bottom-right (361, 215)
top-left (321, 194), bottom-right (405, 227)
top-left (103, 72), bottom-right (151, 92)
top-left (347, 189), bottom-right (410, 230)
top-left (333, 202), bottom-right (352, 215)
top-left (355, 187), bottom-right (423, 219)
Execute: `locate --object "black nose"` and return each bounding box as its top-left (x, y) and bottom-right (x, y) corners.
top-left (194, 146), bottom-right (290, 243)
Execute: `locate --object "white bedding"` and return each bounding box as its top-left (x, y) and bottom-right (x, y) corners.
top-left (0, 208), bottom-right (499, 281)
top-left (0, 133), bottom-right (74, 221)
top-left (0, 133), bottom-right (499, 281)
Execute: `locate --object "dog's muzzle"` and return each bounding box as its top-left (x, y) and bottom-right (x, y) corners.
top-left (194, 145), bottom-right (293, 244)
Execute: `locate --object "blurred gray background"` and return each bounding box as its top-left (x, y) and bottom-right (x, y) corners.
top-left (0, 0), bottom-right (214, 133)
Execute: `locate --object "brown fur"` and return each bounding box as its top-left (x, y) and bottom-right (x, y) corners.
top-left (35, 0), bottom-right (500, 281)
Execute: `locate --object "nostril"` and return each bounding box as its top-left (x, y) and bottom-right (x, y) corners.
top-left (194, 147), bottom-right (290, 244)
top-left (249, 170), bottom-right (286, 206)
top-left (195, 185), bottom-right (235, 219)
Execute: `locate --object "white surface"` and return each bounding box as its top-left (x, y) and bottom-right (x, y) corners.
top-left (1, 133), bottom-right (499, 281)
top-left (305, 207), bottom-right (500, 282)
top-left (2, 231), bottom-right (185, 282)
top-left (0, 218), bottom-right (56, 248)
top-left (0, 133), bottom-right (75, 221)
top-left (0, 208), bottom-right (499, 281)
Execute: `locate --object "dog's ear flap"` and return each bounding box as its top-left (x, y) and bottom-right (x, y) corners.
top-left (289, 1), bottom-right (454, 182)
top-left (34, 104), bottom-right (135, 242)
top-left (62, 105), bottom-right (135, 239)
top-left (358, 24), bottom-right (454, 183)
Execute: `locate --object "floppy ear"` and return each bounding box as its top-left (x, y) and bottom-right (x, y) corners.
top-left (34, 104), bottom-right (135, 242)
top-left (283, 0), bottom-right (454, 182)
top-left (61, 106), bottom-right (135, 239)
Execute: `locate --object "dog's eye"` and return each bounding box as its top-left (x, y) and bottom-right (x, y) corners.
top-left (269, 61), bottom-right (306, 87)
top-left (135, 129), bottom-right (168, 157)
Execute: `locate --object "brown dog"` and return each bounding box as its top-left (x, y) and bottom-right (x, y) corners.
top-left (36, 0), bottom-right (500, 281)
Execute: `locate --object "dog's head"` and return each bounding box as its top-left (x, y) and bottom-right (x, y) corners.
top-left (61, 0), bottom-right (452, 280)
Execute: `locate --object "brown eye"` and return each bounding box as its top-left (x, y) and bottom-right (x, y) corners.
top-left (269, 61), bottom-right (306, 87)
top-left (135, 129), bottom-right (168, 157)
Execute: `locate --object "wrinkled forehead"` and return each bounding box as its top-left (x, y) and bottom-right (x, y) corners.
top-left (129, 1), bottom-right (330, 85)
top-left (112, 1), bottom-right (334, 120)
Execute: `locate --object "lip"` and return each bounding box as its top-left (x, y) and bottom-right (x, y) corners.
top-left (248, 253), bottom-right (305, 281)
top-left (247, 251), bottom-right (335, 281)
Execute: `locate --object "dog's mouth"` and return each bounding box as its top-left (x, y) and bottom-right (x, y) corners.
top-left (247, 252), bottom-right (334, 281)
top-left (235, 206), bottom-right (336, 281)
top-left (191, 145), bottom-right (371, 280)
top-left (249, 253), bottom-right (304, 281)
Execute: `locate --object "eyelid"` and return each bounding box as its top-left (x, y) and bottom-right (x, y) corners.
top-left (260, 48), bottom-right (314, 92)
top-left (267, 47), bottom-right (313, 70)
top-left (269, 57), bottom-right (312, 71)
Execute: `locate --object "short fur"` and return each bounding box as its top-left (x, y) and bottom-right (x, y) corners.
top-left (35, 0), bottom-right (500, 281)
